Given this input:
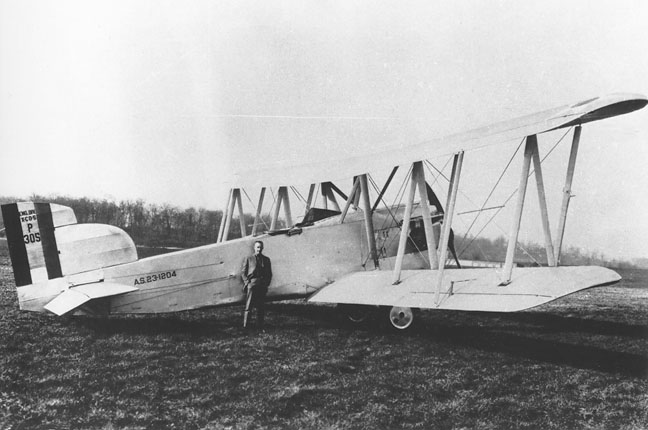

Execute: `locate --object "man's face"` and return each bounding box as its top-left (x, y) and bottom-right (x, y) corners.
top-left (254, 242), bottom-right (263, 255)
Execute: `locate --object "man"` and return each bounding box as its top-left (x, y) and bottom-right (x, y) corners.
top-left (241, 240), bottom-right (272, 328)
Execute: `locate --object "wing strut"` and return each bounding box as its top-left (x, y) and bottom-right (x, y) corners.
top-left (392, 165), bottom-right (419, 284)
top-left (554, 125), bottom-right (582, 264)
top-left (359, 174), bottom-right (379, 268)
top-left (321, 183), bottom-right (341, 211)
top-left (304, 184), bottom-right (316, 216)
top-left (326, 182), bottom-right (349, 201)
top-left (220, 189), bottom-right (237, 242)
top-left (392, 155), bottom-right (464, 285)
top-left (339, 177), bottom-right (361, 224)
top-left (502, 130), bottom-right (578, 281)
top-left (236, 189), bottom-right (247, 237)
top-left (251, 187), bottom-right (266, 236)
top-left (435, 151), bottom-right (464, 303)
top-left (413, 162), bottom-right (439, 269)
top-left (270, 186), bottom-right (293, 230)
top-left (218, 188), bottom-right (248, 241)
top-left (502, 138), bottom-right (534, 284)
top-left (217, 189), bottom-right (233, 242)
top-left (530, 137), bottom-right (556, 266)
top-left (371, 166), bottom-right (399, 212)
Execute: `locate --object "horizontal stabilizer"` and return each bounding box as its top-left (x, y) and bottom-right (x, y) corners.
top-left (44, 282), bottom-right (138, 316)
top-left (308, 266), bottom-right (620, 312)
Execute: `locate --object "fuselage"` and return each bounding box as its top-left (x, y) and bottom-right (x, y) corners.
top-left (105, 207), bottom-right (432, 314)
top-left (14, 205), bottom-right (435, 314)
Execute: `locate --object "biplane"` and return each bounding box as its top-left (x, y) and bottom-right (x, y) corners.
top-left (2, 93), bottom-right (646, 330)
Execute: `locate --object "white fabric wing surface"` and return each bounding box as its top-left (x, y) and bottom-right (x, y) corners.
top-left (232, 93), bottom-right (647, 188)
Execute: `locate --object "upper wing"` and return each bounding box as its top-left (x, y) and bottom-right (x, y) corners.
top-left (233, 93), bottom-right (647, 188)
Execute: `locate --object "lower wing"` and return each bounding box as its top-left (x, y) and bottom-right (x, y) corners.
top-left (308, 266), bottom-right (620, 312)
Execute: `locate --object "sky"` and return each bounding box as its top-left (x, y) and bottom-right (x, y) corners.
top-left (1, 0), bottom-right (647, 259)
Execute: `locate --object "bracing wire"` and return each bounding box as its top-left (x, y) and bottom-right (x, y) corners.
top-left (364, 170), bottom-right (429, 267)
top-left (367, 173), bottom-right (425, 265)
top-left (290, 186), bottom-right (306, 204)
top-left (424, 158), bottom-right (451, 185)
top-left (424, 158), bottom-right (491, 263)
top-left (425, 155), bottom-right (453, 190)
top-left (378, 167), bottom-right (427, 261)
top-left (457, 137), bottom-right (526, 251)
top-left (382, 164), bottom-right (413, 230)
top-left (368, 174), bottom-right (400, 228)
top-left (434, 156), bottom-right (452, 188)
top-left (289, 185), bottom-right (307, 221)
top-left (457, 127), bottom-right (574, 264)
top-left (241, 188), bottom-right (270, 230)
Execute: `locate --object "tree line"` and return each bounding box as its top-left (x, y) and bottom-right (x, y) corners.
top-left (454, 235), bottom-right (640, 269)
top-left (0, 195), bottom-right (232, 248)
top-left (0, 195), bottom-right (642, 269)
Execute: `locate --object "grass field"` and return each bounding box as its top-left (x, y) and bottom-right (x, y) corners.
top-left (0, 241), bottom-right (647, 430)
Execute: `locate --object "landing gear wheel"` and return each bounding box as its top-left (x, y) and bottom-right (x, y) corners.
top-left (388, 306), bottom-right (415, 330)
top-left (338, 304), bottom-right (372, 324)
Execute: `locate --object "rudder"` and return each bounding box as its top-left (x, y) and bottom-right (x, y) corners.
top-left (1, 202), bottom-right (77, 286)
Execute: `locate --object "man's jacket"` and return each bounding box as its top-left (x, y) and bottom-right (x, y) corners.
top-left (241, 254), bottom-right (272, 290)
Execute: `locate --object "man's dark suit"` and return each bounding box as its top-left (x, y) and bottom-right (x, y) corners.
top-left (241, 253), bottom-right (272, 327)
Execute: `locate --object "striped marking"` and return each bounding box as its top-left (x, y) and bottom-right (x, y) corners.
top-left (0, 202), bottom-right (65, 286)
top-left (35, 203), bottom-right (63, 280)
top-left (1, 203), bottom-right (32, 286)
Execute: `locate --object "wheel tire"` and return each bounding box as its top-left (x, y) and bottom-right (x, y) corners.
top-left (387, 306), bottom-right (415, 330)
top-left (338, 304), bottom-right (372, 324)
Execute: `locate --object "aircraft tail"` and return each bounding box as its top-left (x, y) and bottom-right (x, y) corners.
top-left (2, 202), bottom-right (75, 286)
top-left (1, 202), bottom-right (138, 314)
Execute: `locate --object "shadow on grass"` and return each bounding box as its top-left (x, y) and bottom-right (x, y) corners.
top-left (496, 312), bottom-right (648, 338)
top-left (272, 303), bottom-right (648, 379)
top-left (71, 301), bottom-right (335, 336)
top-left (71, 302), bottom-right (648, 379)
top-left (424, 324), bottom-right (648, 379)
top-left (70, 312), bottom-right (235, 337)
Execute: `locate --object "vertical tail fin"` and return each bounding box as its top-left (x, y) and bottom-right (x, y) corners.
top-left (1, 202), bottom-right (77, 286)
top-left (2, 201), bottom-right (139, 284)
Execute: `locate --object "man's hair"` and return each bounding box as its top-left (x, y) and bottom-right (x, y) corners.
top-left (254, 240), bottom-right (264, 247)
